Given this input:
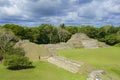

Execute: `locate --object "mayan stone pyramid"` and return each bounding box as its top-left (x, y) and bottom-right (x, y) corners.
top-left (67, 33), bottom-right (108, 48)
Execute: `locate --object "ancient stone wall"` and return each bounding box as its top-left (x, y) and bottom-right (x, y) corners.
top-left (44, 43), bottom-right (73, 50)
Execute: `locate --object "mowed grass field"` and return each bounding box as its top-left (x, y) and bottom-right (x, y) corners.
top-left (56, 47), bottom-right (120, 79)
top-left (0, 42), bottom-right (87, 80)
top-left (0, 61), bottom-right (87, 80)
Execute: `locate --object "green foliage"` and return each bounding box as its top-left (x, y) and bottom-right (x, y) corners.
top-left (104, 34), bottom-right (119, 45)
top-left (59, 23), bottom-right (65, 29)
top-left (57, 27), bottom-right (71, 42)
top-left (2, 24), bottom-right (25, 39)
top-left (0, 29), bottom-right (18, 50)
top-left (66, 26), bottom-right (78, 34)
top-left (1, 24), bottom-right (120, 45)
top-left (0, 28), bottom-right (33, 69)
top-left (0, 29), bottom-right (18, 61)
top-left (0, 52), bottom-right (3, 61)
top-left (101, 25), bottom-right (118, 35)
top-left (4, 55), bottom-right (32, 70)
top-left (5, 48), bottom-right (25, 56)
top-left (2, 47), bottom-right (33, 70)
top-left (97, 28), bottom-right (106, 39)
top-left (37, 24), bottom-right (57, 44)
top-left (78, 26), bottom-right (98, 38)
top-left (114, 43), bottom-right (120, 47)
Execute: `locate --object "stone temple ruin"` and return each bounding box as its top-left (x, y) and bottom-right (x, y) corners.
top-left (67, 33), bottom-right (108, 49)
top-left (44, 33), bottom-right (112, 80)
top-left (45, 33), bottom-right (108, 50)
top-left (44, 33), bottom-right (108, 75)
top-left (15, 33), bottom-right (112, 80)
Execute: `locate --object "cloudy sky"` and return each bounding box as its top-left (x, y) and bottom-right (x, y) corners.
top-left (0, 0), bottom-right (120, 27)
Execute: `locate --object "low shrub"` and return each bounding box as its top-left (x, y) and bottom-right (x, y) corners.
top-left (4, 55), bottom-right (32, 70)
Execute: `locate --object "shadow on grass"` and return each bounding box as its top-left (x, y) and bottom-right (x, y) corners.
top-left (7, 66), bottom-right (35, 70)
top-left (111, 68), bottom-right (120, 77)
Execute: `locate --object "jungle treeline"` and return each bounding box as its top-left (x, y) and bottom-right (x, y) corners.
top-left (0, 24), bottom-right (120, 46)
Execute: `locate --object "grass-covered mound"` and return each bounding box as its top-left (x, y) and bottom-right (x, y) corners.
top-left (56, 47), bottom-right (120, 79)
top-left (15, 41), bottom-right (52, 61)
top-left (0, 61), bottom-right (87, 80)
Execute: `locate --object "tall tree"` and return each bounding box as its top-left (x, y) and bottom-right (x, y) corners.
top-left (0, 29), bottom-right (18, 53)
top-left (101, 25), bottom-right (118, 35)
top-left (2, 24), bottom-right (25, 39)
top-left (66, 26), bottom-right (78, 34)
top-left (0, 29), bottom-right (18, 61)
top-left (78, 25), bottom-right (98, 38)
top-left (57, 27), bottom-right (71, 42)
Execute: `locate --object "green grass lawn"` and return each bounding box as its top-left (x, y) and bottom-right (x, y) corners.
top-left (56, 47), bottom-right (120, 79)
top-left (0, 61), bottom-right (86, 80)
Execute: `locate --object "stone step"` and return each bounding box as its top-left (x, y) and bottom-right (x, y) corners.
top-left (47, 56), bottom-right (84, 73)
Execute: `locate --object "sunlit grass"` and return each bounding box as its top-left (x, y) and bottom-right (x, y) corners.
top-left (56, 47), bottom-right (120, 78)
top-left (0, 61), bottom-right (87, 80)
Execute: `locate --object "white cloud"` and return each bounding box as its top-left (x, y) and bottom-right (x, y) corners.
top-left (2, 5), bottom-right (21, 16)
top-left (0, 0), bottom-right (120, 26)
top-left (103, 0), bottom-right (120, 13)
